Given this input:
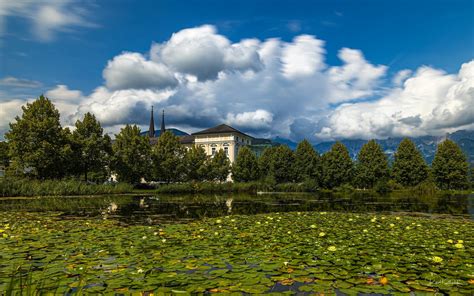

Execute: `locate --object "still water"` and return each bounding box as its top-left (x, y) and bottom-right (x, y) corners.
top-left (0, 192), bottom-right (472, 224)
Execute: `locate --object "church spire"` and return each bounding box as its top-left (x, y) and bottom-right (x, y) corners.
top-left (160, 109), bottom-right (166, 136)
top-left (148, 106), bottom-right (155, 137)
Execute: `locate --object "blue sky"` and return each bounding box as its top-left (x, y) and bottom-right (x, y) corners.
top-left (1, 0), bottom-right (473, 141)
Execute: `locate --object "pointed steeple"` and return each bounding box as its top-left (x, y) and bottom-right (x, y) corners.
top-left (160, 109), bottom-right (166, 136)
top-left (148, 106), bottom-right (155, 137)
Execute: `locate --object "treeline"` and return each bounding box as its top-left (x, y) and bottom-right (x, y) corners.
top-left (1, 95), bottom-right (472, 191)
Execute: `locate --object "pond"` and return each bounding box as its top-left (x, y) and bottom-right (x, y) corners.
top-left (0, 192), bottom-right (473, 294)
top-left (0, 191), bottom-right (473, 224)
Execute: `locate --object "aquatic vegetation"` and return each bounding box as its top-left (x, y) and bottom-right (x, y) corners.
top-left (0, 211), bottom-right (473, 294)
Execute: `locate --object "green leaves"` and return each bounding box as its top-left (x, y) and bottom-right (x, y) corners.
top-left (321, 142), bottom-right (354, 189)
top-left (392, 138), bottom-right (429, 187)
top-left (1, 211), bottom-right (472, 294)
top-left (232, 146), bottom-right (259, 182)
top-left (111, 125), bottom-right (152, 184)
top-left (432, 139), bottom-right (469, 190)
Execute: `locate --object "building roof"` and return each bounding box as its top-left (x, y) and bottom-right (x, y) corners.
top-left (179, 135), bottom-right (195, 144)
top-left (192, 124), bottom-right (252, 138)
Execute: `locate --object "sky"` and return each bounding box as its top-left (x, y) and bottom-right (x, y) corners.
top-left (0, 0), bottom-right (473, 142)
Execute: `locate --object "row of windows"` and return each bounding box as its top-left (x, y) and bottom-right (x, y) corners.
top-left (211, 146), bottom-right (229, 156)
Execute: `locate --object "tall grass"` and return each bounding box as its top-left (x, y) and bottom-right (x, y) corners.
top-left (0, 179), bottom-right (134, 197)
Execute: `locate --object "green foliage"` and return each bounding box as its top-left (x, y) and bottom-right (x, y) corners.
top-left (354, 140), bottom-right (389, 189)
top-left (152, 131), bottom-right (186, 183)
top-left (294, 139), bottom-right (321, 184)
top-left (256, 145), bottom-right (295, 184)
top-left (208, 149), bottom-right (230, 182)
top-left (432, 139), bottom-right (469, 190)
top-left (232, 146), bottom-right (259, 182)
top-left (258, 146), bottom-right (277, 178)
top-left (0, 178), bottom-right (133, 197)
top-left (0, 141), bottom-right (9, 168)
top-left (321, 142), bottom-right (354, 189)
top-left (72, 112), bottom-right (112, 182)
top-left (5, 95), bottom-right (72, 179)
top-left (392, 138), bottom-right (429, 187)
top-left (111, 125), bottom-right (151, 184)
top-left (183, 145), bottom-right (209, 182)
top-left (272, 145), bottom-right (296, 183)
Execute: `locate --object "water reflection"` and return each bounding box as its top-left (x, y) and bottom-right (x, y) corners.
top-left (0, 192), bottom-right (472, 224)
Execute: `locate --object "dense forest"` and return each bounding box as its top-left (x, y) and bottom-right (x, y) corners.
top-left (1, 96), bottom-right (472, 191)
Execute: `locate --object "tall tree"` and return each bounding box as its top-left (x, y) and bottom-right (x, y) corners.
top-left (0, 141), bottom-right (9, 169)
top-left (5, 95), bottom-right (72, 179)
top-left (354, 140), bottom-right (389, 188)
top-left (232, 146), bottom-right (259, 182)
top-left (72, 112), bottom-right (112, 182)
top-left (321, 142), bottom-right (353, 189)
top-left (391, 138), bottom-right (429, 187)
top-left (432, 139), bottom-right (469, 190)
top-left (151, 131), bottom-right (186, 183)
top-left (258, 146), bottom-right (277, 178)
top-left (272, 145), bottom-right (296, 183)
top-left (183, 145), bottom-right (209, 182)
top-left (111, 125), bottom-right (151, 184)
top-left (294, 139), bottom-right (321, 184)
top-left (208, 149), bottom-right (230, 182)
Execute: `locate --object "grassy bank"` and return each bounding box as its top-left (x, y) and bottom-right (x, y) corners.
top-left (1, 211), bottom-right (472, 294)
top-left (0, 179), bottom-right (134, 197)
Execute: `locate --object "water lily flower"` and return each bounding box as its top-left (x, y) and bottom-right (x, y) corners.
top-left (371, 218), bottom-right (377, 222)
top-left (216, 219), bottom-right (222, 224)
top-left (199, 229), bottom-right (205, 232)
top-left (214, 232), bottom-right (219, 236)
top-left (142, 236), bottom-right (147, 239)
top-left (154, 232), bottom-right (158, 236)
top-left (319, 232), bottom-right (326, 237)
top-left (162, 239), bottom-right (167, 243)
top-left (287, 231), bottom-right (292, 234)
top-left (432, 256), bottom-right (443, 263)
top-left (447, 239), bottom-right (453, 243)
top-left (310, 224), bottom-right (317, 228)
top-left (405, 226), bottom-right (411, 230)
top-left (137, 268), bottom-right (144, 273)
top-left (458, 240), bottom-right (464, 243)
top-left (396, 217), bottom-right (401, 220)
top-left (454, 231), bottom-right (459, 234)
top-left (231, 219), bottom-right (236, 222)
top-left (348, 218), bottom-right (353, 222)
top-left (363, 229), bottom-right (368, 233)
top-left (390, 224), bottom-right (395, 227)
top-left (454, 243), bottom-right (464, 249)
top-left (328, 246), bottom-right (337, 252)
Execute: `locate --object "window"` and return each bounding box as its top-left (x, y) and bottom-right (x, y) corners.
top-left (212, 147), bottom-right (216, 156)
top-left (224, 147), bottom-right (229, 156)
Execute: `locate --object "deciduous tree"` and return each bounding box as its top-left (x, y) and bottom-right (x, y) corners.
top-left (151, 131), bottom-right (186, 183)
top-left (432, 139), bottom-right (469, 190)
top-left (72, 112), bottom-right (112, 182)
top-left (354, 140), bottom-right (389, 189)
top-left (391, 138), bottom-right (429, 187)
top-left (321, 142), bottom-right (353, 189)
top-left (294, 139), bottom-right (321, 184)
top-left (5, 95), bottom-right (72, 179)
top-left (232, 146), bottom-right (259, 182)
top-left (184, 145), bottom-right (209, 182)
top-left (111, 125), bottom-right (151, 184)
top-left (208, 149), bottom-right (230, 182)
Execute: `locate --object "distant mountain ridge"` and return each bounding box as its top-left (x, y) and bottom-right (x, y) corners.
top-left (273, 130), bottom-right (474, 165)
top-left (140, 128), bottom-right (189, 138)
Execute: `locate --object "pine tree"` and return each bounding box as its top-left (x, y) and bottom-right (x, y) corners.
top-left (209, 149), bottom-right (230, 182)
top-left (111, 125), bottom-right (151, 184)
top-left (5, 95), bottom-right (72, 179)
top-left (152, 131), bottom-right (186, 183)
top-left (294, 139), bottom-right (321, 184)
top-left (183, 145), bottom-right (209, 182)
top-left (72, 112), bottom-right (112, 182)
top-left (391, 138), bottom-right (429, 187)
top-left (321, 142), bottom-right (353, 189)
top-left (354, 140), bottom-right (389, 189)
top-left (232, 146), bottom-right (259, 182)
top-left (432, 139), bottom-right (469, 190)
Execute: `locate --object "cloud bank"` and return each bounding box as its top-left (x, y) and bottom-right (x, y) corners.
top-left (1, 25), bottom-right (473, 141)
